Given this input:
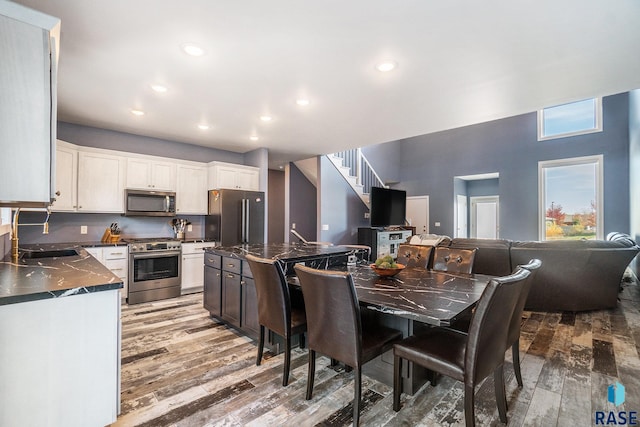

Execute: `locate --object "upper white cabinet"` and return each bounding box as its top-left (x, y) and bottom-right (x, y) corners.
top-left (50, 141), bottom-right (77, 211)
top-left (77, 151), bottom-right (125, 212)
top-left (208, 161), bottom-right (259, 191)
top-left (126, 158), bottom-right (176, 191)
top-left (0, 4), bottom-right (60, 207)
top-left (176, 164), bottom-right (207, 214)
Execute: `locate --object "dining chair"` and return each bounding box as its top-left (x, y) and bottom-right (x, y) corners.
top-left (448, 258), bottom-right (542, 388)
top-left (395, 244), bottom-right (432, 268)
top-left (506, 258), bottom-right (541, 386)
top-left (392, 267), bottom-right (531, 426)
top-left (294, 264), bottom-right (403, 426)
top-left (432, 247), bottom-right (477, 274)
top-left (245, 254), bottom-right (307, 387)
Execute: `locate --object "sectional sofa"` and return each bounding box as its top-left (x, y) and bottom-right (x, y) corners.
top-left (412, 233), bottom-right (639, 312)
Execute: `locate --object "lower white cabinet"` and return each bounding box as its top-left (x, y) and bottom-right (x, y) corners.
top-left (85, 246), bottom-right (128, 298)
top-left (181, 242), bottom-right (212, 294)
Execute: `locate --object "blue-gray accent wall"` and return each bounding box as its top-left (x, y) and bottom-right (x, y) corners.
top-left (385, 93), bottom-right (630, 240)
top-left (629, 89), bottom-right (640, 275)
top-left (289, 163), bottom-right (317, 242)
top-left (318, 156), bottom-right (369, 244)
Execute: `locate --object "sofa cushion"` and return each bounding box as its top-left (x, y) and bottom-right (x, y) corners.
top-left (450, 238), bottom-right (512, 276)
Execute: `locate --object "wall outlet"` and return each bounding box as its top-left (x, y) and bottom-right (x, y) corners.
top-left (292, 223), bottom-right (296, 229)
top-left (322, 224), bottom-right (329, 231)
top-left (187, 224), bottom-right (193, 232)
top-left (80, 225), bottom-right (88, 234)
top-left (434, 222), bottom-right (441, 227)
top-left (364, 212), bottom-right (370, 219)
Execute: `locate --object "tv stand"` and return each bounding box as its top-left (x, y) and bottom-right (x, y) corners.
top-left (358, 227), bottom-right (415, 261)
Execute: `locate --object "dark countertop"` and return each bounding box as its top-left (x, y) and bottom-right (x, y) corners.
top-left (205, 243), bottom-right (355, 262)
top-left (0, 243), bottom-right (123, 306)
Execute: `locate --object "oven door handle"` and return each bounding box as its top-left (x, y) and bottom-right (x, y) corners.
top-left (130, 250), bottom-right (182, 260)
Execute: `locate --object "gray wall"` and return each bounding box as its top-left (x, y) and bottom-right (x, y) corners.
top-left (18, 211), bottom-right (204, 244)
top-left (289, 163), bottom-right (317, 242)
top-left (268, 169), bottom-right (285, 244)
top-left (361, 141), bottom-right (402, 185)
top-left (630, 89), bottom-right (640, 275)
top-left (318, 156), bottom-right (369, 244)
top-left (389, 93), bottom-right (630, 241)
top-left (58, 122), bottom-right (244, 163)
top-left (467, 179), bottom-right (499, 198)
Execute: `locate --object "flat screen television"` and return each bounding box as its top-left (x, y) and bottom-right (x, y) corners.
top-left (369, 186), bottom-right (406, 228)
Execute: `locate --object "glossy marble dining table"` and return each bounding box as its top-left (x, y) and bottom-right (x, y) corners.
top-left (291, 264), bottom-right (493, 327)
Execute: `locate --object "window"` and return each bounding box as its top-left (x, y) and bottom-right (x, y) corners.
top-left (0, 208), bottom-right (11, 235)
top-left (539, 155), bottom-right (603, 240)
top-left (538, 98), bottom-right (602, 140)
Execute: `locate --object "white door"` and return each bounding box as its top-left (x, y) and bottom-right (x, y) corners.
top-left (406, 196), bottom-right (429, 235)
top-left (471, 196), bottom-right (499, 239)
top-left (455, 195), bottom-right (468, 238)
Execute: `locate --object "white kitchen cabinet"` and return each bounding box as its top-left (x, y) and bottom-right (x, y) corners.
top-left (50, 142), bottom-right (78, 211)
top-left (85, 246), bottom-right (128, 298)
top-left (181, 242), bottom-right (212, 294)
top-left (0, 5), bottom-right (60, 207)
top-left (77, 151), bottom-right (125, 212)
top-left (126, 157), bottom-right (176, 191)
top-left (208, 161), bottom-right (259, 191)
top-left (176, 164), bottom-right (208, 214)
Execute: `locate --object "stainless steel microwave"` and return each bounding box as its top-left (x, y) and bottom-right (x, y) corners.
top-left (124, 189), bottom-right (176, 216)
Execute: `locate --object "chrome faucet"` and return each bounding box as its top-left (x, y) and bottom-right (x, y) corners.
top-left (11, 206), bottom-right (52, 262)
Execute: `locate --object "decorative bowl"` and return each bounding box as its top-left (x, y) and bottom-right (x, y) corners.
top-left (370, 263), bottom-right (406, 277)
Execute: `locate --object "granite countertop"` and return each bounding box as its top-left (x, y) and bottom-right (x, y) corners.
top-left (205, 242), bottom-right (355, 262)
top-left (0, 243), bottom-right (123, 306)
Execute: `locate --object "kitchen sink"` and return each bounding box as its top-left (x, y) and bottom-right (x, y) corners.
top-left (20, 249), bottom-right (80, 259)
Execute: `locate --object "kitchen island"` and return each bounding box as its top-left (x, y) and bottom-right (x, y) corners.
top-left (0, 244), bottom-right (122, 427)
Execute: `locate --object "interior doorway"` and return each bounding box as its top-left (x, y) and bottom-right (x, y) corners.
top-left (470, 196), bottom-right (499, 238)
top-left (455, 195), bottom-right (468, 238)
top-left (406, 196), bottom-right (429, 235)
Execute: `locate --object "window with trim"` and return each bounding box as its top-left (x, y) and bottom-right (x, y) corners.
top-left (538, 98), bottom-right (602, 140)
top-left (539, 155), bottom-right (603, 240)
top-left (0, 207), bottom-right (11, 234)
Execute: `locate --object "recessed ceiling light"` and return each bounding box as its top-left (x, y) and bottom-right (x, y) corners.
top-left (181, 43), bottom-right (205, 57)
top-left (375, 61), bottom-right (397, 72)
top-left (130, 109), bottom-right (145, 116)
top-left (296, 99), bottom-right (310, 106)
top-left (260, 115), bottom-right (272, 122)
top-left (250, 135), bottom-right (259, 141)
top-left (197, 124), bottom-right (210, 130)
top-left (151, 84), bottom-right (167, 93)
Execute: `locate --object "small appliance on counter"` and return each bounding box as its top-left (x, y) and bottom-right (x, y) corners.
top-left (205, 189), bottom-right (265, 246)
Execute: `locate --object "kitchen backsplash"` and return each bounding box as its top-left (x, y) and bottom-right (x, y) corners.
top-left (17, 212), bottom-right (205, 244)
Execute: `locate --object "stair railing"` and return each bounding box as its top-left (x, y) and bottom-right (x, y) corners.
top-left (332, 148), bottom-right (386, 194)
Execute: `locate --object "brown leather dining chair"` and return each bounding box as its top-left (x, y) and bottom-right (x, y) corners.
top-left (395, 244), bottom-right (432, 268)
top-left (294, 264), bottom-right (402, 426)
top-left (432, 247), bottom-right (477, 274)
top-left (392, 267), bottom-right (531, 426)
top-left (245, 254), bottom-right (307, 387)
top-left (449, 258), bottom-right (542, 388)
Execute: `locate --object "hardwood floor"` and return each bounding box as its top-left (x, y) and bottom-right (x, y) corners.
top-left (112, 279), bottom-right (640, 426)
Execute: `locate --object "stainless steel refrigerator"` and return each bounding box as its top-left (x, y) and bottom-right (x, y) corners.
top-left (205, 189), bottom-right (265, 246)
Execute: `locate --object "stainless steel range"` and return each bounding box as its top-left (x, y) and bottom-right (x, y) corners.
top-left (126, 238), bottom-right (182, 304)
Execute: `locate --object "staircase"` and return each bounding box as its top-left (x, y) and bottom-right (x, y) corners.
top-left (327, 148), bottom-right (386, 206)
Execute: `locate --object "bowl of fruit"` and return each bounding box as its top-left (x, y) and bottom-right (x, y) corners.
top-left (370, 255), bottom-right (405, 277)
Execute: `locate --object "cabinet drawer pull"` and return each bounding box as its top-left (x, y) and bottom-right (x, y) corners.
top-left (226, 274), bottom-right (234, 278)
top-left (240, 280), bottom-right (246, 285)
top-left (111, 268), bottom-right (123, 271)
top-left (110, 252), bottom-right (123, 256)
top-left (227, 263), bottom-right (235, 267)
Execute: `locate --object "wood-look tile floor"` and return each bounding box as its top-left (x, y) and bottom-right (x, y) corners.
top-left (112, 280), bottom-right (640, 427)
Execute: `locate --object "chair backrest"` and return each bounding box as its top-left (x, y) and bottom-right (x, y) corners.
top-left (465, 267), bottom-right (531, 384)
top-left (396, 244), bottom-right (432, 268)
top-left (506, 259), bottom-right (542, 346)
top-left (294, 264), bottom-right (362, 368)
top-left (432, 247), bottom-right (477, 274)
top-left (245, 254), bottom-right (292, 337)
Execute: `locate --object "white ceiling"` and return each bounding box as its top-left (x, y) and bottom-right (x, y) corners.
top-left (12, 0), bottom-right (640, 168)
